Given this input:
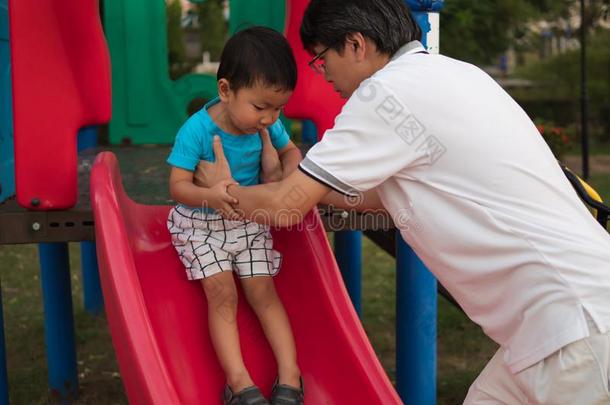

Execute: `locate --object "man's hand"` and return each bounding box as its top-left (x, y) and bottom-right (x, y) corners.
top-left (194, 135), bottom-right (234, 188)
top-left (259, 128), bottom-right (283, 183)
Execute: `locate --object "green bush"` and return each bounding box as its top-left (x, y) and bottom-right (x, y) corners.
top-left (534, 120), bottom-right (576, 160)
top-left (514, 28), bottom-right (610, 142)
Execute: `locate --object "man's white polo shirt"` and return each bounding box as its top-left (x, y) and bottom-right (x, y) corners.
top-left (299, 41), bottom-right (610, 373)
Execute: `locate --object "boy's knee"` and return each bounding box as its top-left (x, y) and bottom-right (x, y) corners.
top-left (202, 273), bottom-right (238, 310)
top-left (242, 278), bottom-right (276, 312)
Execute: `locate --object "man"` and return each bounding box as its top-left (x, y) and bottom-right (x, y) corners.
top-left (197, 1), bottom-right (610, 403)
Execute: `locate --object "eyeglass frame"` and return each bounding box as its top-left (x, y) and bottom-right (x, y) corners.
top-left (307, 46), bottom-right (330, 74)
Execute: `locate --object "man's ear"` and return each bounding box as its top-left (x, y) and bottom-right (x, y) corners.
top-left (217, 78), bottom-right (232, 102)
top-left (345, 32), bottom-right (367, 61)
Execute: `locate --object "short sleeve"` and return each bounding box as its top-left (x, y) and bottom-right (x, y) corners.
top-left (167, 115), bottom-right (210, 171)
top-left (299, 79), bottom-right (429, 196)
top-left (268, 119), bottom-right (290, 150)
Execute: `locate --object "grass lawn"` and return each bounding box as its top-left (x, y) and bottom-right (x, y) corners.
top-left (589, 173), bottom-right (610, 197)
top-left (0, 244), bottom-right (126, 404)
top-left (0, 238), bottom-right (496, 404)
top-left (0, 171), bottom-right (608, 404)
top-left (359, 237), bottom-right (497, 404)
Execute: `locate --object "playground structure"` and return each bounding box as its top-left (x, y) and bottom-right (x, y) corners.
top-left (2, 0), bottom-right (608, 404)
top-left (0, 0), bottom-right (447, 403)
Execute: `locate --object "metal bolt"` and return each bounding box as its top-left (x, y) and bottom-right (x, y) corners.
top-left (341, 211), bottom-right (349, 219)
top-left (32, 222), bottom-right (41, 231)
top-left (31, 198), bottom-right (40, 207)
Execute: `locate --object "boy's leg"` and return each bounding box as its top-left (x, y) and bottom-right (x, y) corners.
top-left (202, 271), bottom-right (254, 392)
top-left (241, 276), bottom-right (301, 388)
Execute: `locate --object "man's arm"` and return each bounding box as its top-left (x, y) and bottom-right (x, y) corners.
top-left (228, 169), bottom-right (331, 226)
top-left (169, 166), bottom-right (241, 220)
top-left (194, 136), bottom-right (384, 224)
top-left (320, 189), bottom-right (386, 212)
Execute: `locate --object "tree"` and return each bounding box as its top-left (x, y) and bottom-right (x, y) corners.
top-left (167, 0), bottom-right (186, 65)
top-left (517, 28), bottom-right (610, 141)
top-left (197, 0), bottom-right (227, 61)
top-left (440, 0), bottom-right (536, 64)
top-left (438, 0), bottom-right (608, 65)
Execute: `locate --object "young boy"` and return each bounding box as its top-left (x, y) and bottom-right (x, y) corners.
top-left (166, 27), bottom-right (304, 405)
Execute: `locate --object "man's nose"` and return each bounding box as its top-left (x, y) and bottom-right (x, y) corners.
top-left (324, 69), bottom-right (332, 82)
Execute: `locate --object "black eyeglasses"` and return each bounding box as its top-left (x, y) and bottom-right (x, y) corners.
top-left (308, 47), bottom-right (330, 74)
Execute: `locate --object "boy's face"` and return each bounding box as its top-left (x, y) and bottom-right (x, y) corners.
top-left (220, 81), bottom-right (292, 135)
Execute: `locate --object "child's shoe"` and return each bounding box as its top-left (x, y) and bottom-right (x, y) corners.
top-left (270, 378), bottom-right (304, 405)
top-left (223, 385), bottom-right (270, 405)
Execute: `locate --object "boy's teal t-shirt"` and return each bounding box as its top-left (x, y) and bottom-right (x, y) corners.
top-left (167, 97), bottom-right (290, 186)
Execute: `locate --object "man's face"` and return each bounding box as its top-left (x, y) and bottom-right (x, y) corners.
top-left (311, 44), bottom-right (364, 99)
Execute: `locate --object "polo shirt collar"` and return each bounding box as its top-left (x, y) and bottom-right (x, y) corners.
top-left (390, 40), bottom-right (427, 61)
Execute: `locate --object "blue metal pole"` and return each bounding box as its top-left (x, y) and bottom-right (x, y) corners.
top-left (0, 0), bottom-right (15, 203)
top-left (301, 119), bottom-right (318, 145)
top-left (335, 231), bottom-right (363, 316)
top-left (38, 243), bottom-right (78, 400)
top-left (77, 126), bottom-right (97, 151)
top-left (406, 0), bottom-right (445, 13)
top-left (1, 3), bottom-right (13, 401)
top-left (0, 282), bottom-right (9, 405)
top-left (395, 2), bottom-right (443, 403)
top-left (79, 242), bottom-right (103, 314)
top-left (305, 118), bottom-right (364, 316)
top-left (396, 236), bottom-right (437, 404)
top-left (77, 127), bottom-right (104, 314)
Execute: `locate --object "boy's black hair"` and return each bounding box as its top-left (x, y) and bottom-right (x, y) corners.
top-left (300, 0), bottom-right (422, 56)
top-left (217, 26), bottom-right (297, 92)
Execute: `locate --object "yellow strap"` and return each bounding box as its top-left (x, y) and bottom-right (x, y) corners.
top-left (576, 176), bottom-right (603, 203)
top-left (574, 175), bottom-right (602, 218)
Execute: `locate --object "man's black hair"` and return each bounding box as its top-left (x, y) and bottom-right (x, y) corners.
top-left (300, 0), bottom-right (422, 56)
top-left (218, 26), bottom-right (297, 92)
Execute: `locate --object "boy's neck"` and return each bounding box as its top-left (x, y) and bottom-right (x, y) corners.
top-left (207, 101), bottom-right (246, 135)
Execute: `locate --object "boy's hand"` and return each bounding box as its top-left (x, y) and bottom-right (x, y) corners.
top-left (194, 136), bottom-right (233, 188)
top-left (208, 179), bottom-right (242, 221)
top-left (259, 128), bottom-right (283, 183)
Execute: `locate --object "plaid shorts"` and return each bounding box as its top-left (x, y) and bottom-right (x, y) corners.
top-left (167, 206), bottom-right (282, 280)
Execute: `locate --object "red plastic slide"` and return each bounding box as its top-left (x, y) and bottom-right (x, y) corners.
top-left (90, 151), bottom-right (401, 404)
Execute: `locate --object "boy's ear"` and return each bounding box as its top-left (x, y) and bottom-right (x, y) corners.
top-left (217, 78), bottom-right (232, 102)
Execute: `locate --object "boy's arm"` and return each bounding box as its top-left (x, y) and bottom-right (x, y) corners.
top-left (277, 140), bottom-right (302, 178)
top-left (259, 129), bottom-right (302, 183)
top-left (170, 166), bottom-right (241, 220)
top-left (259, 128), bottom-right (283, 183)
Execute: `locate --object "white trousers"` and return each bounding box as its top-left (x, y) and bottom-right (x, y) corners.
top-left (465, 317), bottom-right (610, 404)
